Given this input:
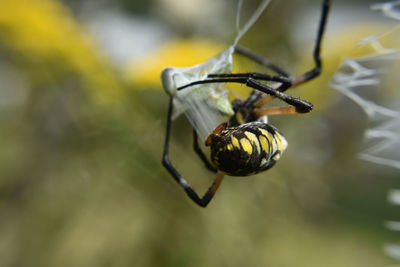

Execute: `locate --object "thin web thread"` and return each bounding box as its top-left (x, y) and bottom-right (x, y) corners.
top-left (236, 0), bottom-right (243, 34)
top-left (233, 0), bottom-right (271, 46)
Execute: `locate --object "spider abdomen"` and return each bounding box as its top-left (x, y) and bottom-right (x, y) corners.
top-left (206, 122), bottom-right (288, 176)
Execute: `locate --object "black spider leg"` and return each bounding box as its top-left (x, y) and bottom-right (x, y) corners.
top-left (207, 72), bottom-right (293, 92)
top-left (208, 73), bottom-right (291, 84)
top-left (234, 45), bottom-right (292, 78)
top-left (177, 77), bottom-right (313, 113)
top-left (193, 129), bottom-right (217, 173)
top-left (289, 0), bottom-right (331, 89)
top-left (162, 97), bottom-right (224, 207)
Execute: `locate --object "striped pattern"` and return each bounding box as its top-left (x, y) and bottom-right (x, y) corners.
top-left (208, 121), bottom-right (287, 176)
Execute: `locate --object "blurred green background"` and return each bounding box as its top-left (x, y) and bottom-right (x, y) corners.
top-left (0, 0), bottom-right (399, 266)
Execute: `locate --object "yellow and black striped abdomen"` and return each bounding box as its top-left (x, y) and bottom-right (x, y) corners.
top-left (207, 122), bottom-right (287, 176)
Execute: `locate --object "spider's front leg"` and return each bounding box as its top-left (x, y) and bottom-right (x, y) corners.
top-left (162, 97), bottom-right (225, 207)
top-left (246, 78), bottom-right (313, 113)
top-left (177, 76), bottom-right (313, 114)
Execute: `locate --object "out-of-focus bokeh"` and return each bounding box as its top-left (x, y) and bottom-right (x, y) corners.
top-left (0, 0), bottom-right (399, 266)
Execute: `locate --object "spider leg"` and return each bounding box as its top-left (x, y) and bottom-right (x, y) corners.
top-left (206, 73), bottom-right (293, 111)
top-left (246, 78), bottom-right (312, 113)
top-left (207, 72), bottom-right (292, 90)
top-left (207, 72), bottom-right (293, 106)
top-left (162, 97), bottom-right (225, 207)
top-left (234, 45), bottom-right (292, 77)
top-left (254, 106), bottom-right (300, 117)
top-left (178, 75), bottom-right (290, 91)
top-left (193, 129), bottom-right (218, 173)
top-left (290, 0), bottom-right (330, 88)
top-left (254, 0), bottom-right (330, 107)
top-left (177, 77), bottom-right (312, 113)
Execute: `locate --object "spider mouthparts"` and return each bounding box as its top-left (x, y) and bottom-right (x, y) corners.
top-left (205, 122), bottom-right (227, 146)
top-left (213, 122), bottom-right (227, 134)
top-left (205, 134), bottom-right (214, 146)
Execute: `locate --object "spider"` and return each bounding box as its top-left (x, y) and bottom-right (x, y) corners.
top-left (161, 0), bottom-right (330, 207)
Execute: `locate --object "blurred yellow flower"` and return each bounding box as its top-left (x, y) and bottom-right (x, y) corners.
top-left (0, 0), bottom-right (123, 105)
top-left (125, 39), bottom-right (226, 89)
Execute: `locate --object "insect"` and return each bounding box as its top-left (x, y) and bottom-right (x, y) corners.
top-left (161, 0), bottom-right (330, 207)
